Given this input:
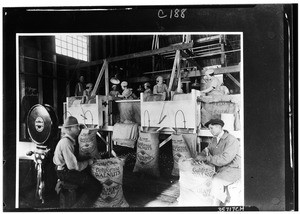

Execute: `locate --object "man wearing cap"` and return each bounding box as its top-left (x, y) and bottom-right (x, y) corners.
top-left (200, 69), bottom-right (229, 96)
top-left (53, 116), bottom-right (102, 207)
top-left (195, 119), bottom-right (241, 206)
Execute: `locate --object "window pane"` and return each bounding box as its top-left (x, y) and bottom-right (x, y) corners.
top-left (62, 48), bottom-right (67, 55)
top-left (62, 41), bottom-right (67, 48)
top-left (56, 46), bottom-right (62, 54)
top-left (55, 35), bottom-right (89, 61)
top-left (68, 43), bottom-right (72, 50)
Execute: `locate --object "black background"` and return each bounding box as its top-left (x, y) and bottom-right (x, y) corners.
top-left (2, 4), bottom-right (298, 211)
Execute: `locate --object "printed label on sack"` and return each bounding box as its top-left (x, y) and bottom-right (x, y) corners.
top-left (192, 166), bottom-right (215, 177)
top-left (35, 117), bottom-right (44, 132)
top-left (137, 150), bottom-right (154, 165)
top-left (100, 179), bottom-right (121, 202)
top-left (93, 165), bottom-right (121, 179)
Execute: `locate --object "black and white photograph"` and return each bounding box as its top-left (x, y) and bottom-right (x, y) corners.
top-left (2, 3), bottom-right (297, 212)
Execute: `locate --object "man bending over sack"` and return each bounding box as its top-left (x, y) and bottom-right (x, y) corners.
top-left (53, 116), bottom-right (103, 208)
top-left (195, 119), bottom-right (241, 206)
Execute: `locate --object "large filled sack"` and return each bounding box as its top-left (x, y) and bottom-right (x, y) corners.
top-left (133, 131), bottom-right (160, 177)
top-left (171, 134), bottom-right (197, 176)
top-left (91, 157), bottom-right (129, 207)
top-left (177, 158), bottom-right (215, 206)
top-left (78, 128), bottom-right (99, 159)
top-left (112, 122), bottom-right (139, 148)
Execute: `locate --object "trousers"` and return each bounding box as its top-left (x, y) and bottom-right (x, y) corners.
top-left (56, 167), bottom-right (102, 200)
top-left (210, 167), bottom-right (241, 203)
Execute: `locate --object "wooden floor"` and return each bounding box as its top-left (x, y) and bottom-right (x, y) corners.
top-left (123, 171), bottom-right (180, 207)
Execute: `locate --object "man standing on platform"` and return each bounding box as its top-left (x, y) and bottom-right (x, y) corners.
top-left (53, 116), bottom-right (102, 207)
top-left (195, 119), bottom-right (241, 206)
top-left (75, 76), bottom-right (85, 96)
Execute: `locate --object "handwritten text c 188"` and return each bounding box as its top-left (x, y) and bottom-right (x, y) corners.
top-left (158, 9), bottom-right (187, 19)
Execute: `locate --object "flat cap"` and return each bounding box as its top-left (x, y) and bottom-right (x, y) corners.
top-left (205, 119), bottom-right (224, 127)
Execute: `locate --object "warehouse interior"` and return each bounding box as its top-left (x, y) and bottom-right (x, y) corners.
top-left (17, 33), bottom-right (243, 209)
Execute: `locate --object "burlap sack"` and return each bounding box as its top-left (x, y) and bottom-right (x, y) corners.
top-left (171, 134), bottom-right (197, 176)
top-left (177, 158), bottom-right (215, 206)
top-left (91, 157), bottom-right (129, 207)
top-left (78, 128), bottom-right (99, 159)
top-left (133, 131), bottom-right (160, 177)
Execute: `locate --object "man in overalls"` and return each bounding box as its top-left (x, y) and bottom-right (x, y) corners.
top-left (53, 116), bottom-right (102, 207)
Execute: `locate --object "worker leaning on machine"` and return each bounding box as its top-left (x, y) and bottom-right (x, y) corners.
top-left (153, 76), bottom-right (168, 100)
top-left (81, 83), bottom-right (95, 104)
top-left (118, 81), bottom-right (137, 100)
top-left (199, 69), bottom-right (229, 96)
top-left (53, 116), bottom-right (102, 208)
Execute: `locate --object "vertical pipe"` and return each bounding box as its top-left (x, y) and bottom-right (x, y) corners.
top-left (37, 38), bottom-right (43, 104)
top-left (52, 52), bottom-right (58, 111)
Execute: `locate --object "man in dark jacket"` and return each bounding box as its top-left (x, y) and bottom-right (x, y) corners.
top-left (196, 119), bottom-right (241, 206)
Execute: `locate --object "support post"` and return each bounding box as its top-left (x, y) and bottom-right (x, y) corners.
top-left (168, 50), bottom-right (180, 92)
top-left (91, 60), bottom-right (107, 97)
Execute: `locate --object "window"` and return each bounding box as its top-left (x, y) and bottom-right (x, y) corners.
top-left (55, 35), bottom-right (89, 61)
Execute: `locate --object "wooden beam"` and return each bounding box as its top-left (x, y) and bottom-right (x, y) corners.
top-left (180, 50), bottom-right (201, 69)
top-left (159, 135), bottom-right (172, 148)
top-left (68, 42), bottom-right (194, 69)
top-left (226, 73), bottom-right (240, 87)
top-left (91, 60), bottom-right (107, 97)
top-left (168, 50), bottom-right (180, 91)
top-left (127, 65), bottom-right (241, 83)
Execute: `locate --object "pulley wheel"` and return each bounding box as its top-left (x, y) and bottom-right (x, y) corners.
top-left (27, 104), bottom-right (58, 145)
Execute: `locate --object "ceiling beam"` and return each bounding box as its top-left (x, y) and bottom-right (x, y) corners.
top-left (127, 64), bottom-right (241, 83)
top-left (68, 42), bottom-right (194, 69)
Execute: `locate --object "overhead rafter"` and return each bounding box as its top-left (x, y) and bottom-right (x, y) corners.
top-left (68, 42), bottom-right (194, 69)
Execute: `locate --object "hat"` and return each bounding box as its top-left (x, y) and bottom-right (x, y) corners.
top-left (63, 116), bottom-right (79, 128)
top-left (205, 69), bottom-right (214, 75)
top-left (144, 82), bottom-right (150, 87)
top-left (156, 76), bottom-right (163, 81)
top-left (86, 83), bottom-right (93, 88)
top-left (112, 84), bottom-right (117, 89)
top-left (121, 81), bottom-right (128, 87)
top-left (204, 119), bottom-right (224, 127)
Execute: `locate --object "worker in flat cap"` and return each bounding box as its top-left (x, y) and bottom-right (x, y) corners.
top-left (118, 81), bottom-right (137, 100)
top-left (53, 116), bottom-right (102, 208)
top-left (195, 119), bottom-right (241, 206)
top-left (153, 76), bottom-right (168, 100)
top-left (200, 69), bottom-right (229, 96)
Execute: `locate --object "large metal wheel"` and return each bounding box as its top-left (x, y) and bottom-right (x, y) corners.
top-left (27, 104), bottom-right (58, 145)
